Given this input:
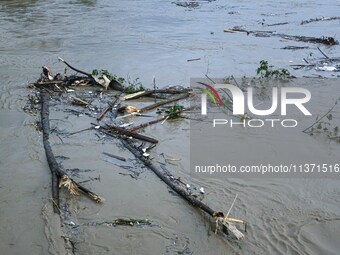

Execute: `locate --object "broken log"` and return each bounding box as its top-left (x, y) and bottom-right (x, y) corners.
top-left (123, 89), bottom-right (191, 101)
top-left (40, 91), bottom-right (104, 211)
top-left (224, 27), bottom-right (339, 46)
top-left (105, 124), bottom-right (158, 144)
top-left (92, 123), bottom-right (158, 144)
top-left (128, 116), bottom-right (166, 132)
top-left (139, 93), bottom-right (190, 113)
top-left (72, 97), bottom-right (89, 107)
top-left (301, 16), bottom-right (340, 25)
top-left (97, 95), bottom-right (120, 121)
top-left (120, 139), bottom-right (245, 239)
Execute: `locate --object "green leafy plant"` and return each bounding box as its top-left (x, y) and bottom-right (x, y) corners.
top-left (157, 104), bottom-right (184, 119)
top-left (124, 78), bottom-right (145, 94)
top-left (256, 60), bottom-right (290, 78)
top-left (168, 104), bottom-right (184, 119)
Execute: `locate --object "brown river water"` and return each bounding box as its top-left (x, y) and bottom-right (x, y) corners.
top-left (0, 0), bottom-right (340, 254)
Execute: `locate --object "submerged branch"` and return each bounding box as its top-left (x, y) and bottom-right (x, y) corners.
top-left (120, 139), bottom-right (245, 239)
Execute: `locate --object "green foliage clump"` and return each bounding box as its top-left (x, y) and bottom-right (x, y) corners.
top-left (92, 69), bottom-right (125, 84)
top-left (256, 60), bottom-right (290, 78)
top-left (124, 78), bottom-right (145, 94)
top-left (157, 104), bottom-right (184, 119)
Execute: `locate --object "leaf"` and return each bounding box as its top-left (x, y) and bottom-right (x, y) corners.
top-left (92, 69), bottom-right (99, 76)
top-left (327, 113), bottom-right (333, 121)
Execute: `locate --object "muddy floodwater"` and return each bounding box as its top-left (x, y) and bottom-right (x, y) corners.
top-left (1, 0), bottom-right (340, 254)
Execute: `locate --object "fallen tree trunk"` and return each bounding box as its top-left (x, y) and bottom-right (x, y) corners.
top-left (120, 139), bottom-right (245, 239)
top-left (40, 91), bottom-right (104, 213)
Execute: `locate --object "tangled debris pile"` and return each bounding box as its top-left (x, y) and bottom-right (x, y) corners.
top-left (25, 57), bottom-right (246, 244)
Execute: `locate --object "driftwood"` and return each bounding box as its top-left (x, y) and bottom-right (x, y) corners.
top-left (139, 93), bottom-right (190, 113)
top-left (32, 61), bottom-right (246, 241)
top-left (92, 123), bottom-right (158, 144)
top-left (58, 57), bottom-right (123, 90)
top-left (95, 218), bottom-right (151, 227)
top-left (40, 91), bottom-right (104, 213)
top-left (281, 46), bottom-right (309, 50)
top-left (301, 16), bottom-right (340, 25)
top-left (128, 105), bottom-right (190, 132)
top-left (97, 95), bottom-right (120, 121)
top-left (72, 97), bottom-right (89, 107)
top-left (124, 89), bottom-right (191, 101)
top-left (265, 22), bottom-right (289, 27)
top-left (58, 57), bottom-right (93, 77)
top-left (129, 116), bottom-right (166, 132)
top-left (290, 64), bottom-right (315, 69)
top-left (120, 139), bottom-right (245, 239)
top-left (290, 48), bottom-right (339, 70)
top-left (224, 27), bottom-right (339, 46)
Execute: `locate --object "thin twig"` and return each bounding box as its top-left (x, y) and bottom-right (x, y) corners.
top-left (102, 152), bottom-right (126, 161)
top-left (226, 194), bottom-right (238, 218)
top-left (317, 46), bottom-right (330, 59)
top-left (67, 127), bottom-right (93, 137)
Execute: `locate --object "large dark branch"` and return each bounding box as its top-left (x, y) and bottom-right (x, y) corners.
top-left (40, 91), bottom-right (104, 214)
top-left (120, 139), bottom-right (221, 217)
top-left (120, 139), bottom-right (245, 239)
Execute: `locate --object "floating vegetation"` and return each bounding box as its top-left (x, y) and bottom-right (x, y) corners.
top-left (157, 104), bottom-right (185, 120)
top-left (256, 60), bottom-right (291, 78)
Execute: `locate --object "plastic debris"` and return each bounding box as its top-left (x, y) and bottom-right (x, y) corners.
top-left (199, 187), bottom-right (205, 194)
